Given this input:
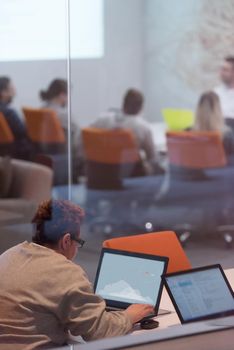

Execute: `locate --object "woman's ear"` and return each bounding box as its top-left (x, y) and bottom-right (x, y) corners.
top-left (60, 233), bottom-right (72, 251)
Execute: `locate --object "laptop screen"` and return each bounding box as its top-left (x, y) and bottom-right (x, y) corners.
top-left (164, 265), bottom-right (234, 323)
top-left (94, 249), bottom-right (168, 309)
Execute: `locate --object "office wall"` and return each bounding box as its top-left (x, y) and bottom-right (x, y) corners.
top-left (0, 0), bottom-right (143, 127)
top-left (70, 0), bottom-right (144, 126)
top-left (143, 0), bottom-right (234, 121)
top-left (3, 0), bottom-right (231, 125)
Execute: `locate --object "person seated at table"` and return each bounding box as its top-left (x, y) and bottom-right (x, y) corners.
top-left (0, 199), bottom-right (153, 350)
top-left (40, 79), bottom-right (83, 179)
top-left (194, 91), bottom-right (234, 155)
top-left (214, 56), bottom-right (234, 122)
top-left (0, 76), bottom-right (32, 160)
top-left (91, 88), bottom-right (164, 175)
top-left (172, 91), bottom-right (234, 180)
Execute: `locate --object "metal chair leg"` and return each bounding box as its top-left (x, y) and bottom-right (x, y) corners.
top-left (174, 223), bottom-right (193, 247)
top-left (217, 225), bottom-right (234, 249)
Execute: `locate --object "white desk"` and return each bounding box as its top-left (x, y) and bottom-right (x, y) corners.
top-left (150, 122), bottom-right (167, 153)
top-left (132, 287), bottom-right (178, 334)
top-left (133, 267), bottom-right (234, 334)
top-left (70, 268), bottom-right (234, 350)
top-left (75, 319), bottom-right (234, 350)
top-left (74, 268), bottom-right (234, 350)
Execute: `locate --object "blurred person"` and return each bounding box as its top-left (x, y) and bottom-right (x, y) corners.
top-left (40, 79), bottom-right (80, 139)
top-left (40, 79), bottom-right (69, 127)
top-left (214, 56), bottom-right (234, 121)
top-left (0, 199), bottom-right (153, 350)
top-left (91, 88), bottom-right (164, 175)
top-left (0, 76), bottom-right (32, 159)
top-left (194, 91), bottom-right (234, 154)
top-left (40, 79), bottom-right (83, 180)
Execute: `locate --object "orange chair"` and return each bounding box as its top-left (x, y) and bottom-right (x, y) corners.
top-left (166, 131), bottom-right (227, 244)
top-left (82, 127), bottom-right (143, 189)
top-left (22, 107), bottom-right (66, 154)
top-left (0, 112), bottom-right (14, 143)
top-left (103, 231), bottom-right (191, 273)
top-left (0, 112), bottom-right (15, 156)
top-left (166, 131), bottom-right (227, 169)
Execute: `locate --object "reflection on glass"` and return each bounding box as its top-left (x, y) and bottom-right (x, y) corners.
top-left (65, 0), bottom-right (234, 259)
top-left (0, 0), bottom-right (233, 270)
top-left (0, 0), bottom-right (68, 253)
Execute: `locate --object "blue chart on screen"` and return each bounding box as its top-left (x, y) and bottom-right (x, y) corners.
top-left (95, 252), bottom-right (165, 305)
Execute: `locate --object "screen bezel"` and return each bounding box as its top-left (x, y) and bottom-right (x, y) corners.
top-left (94, 248), bottom-right (169, 312)
top-left (162, 264), bottom-right (234, 324)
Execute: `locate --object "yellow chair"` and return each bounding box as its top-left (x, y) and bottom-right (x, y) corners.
top-left (162, 109), bottom-right (194, 131)
top-left (103, 231), bottom-right (191, 273)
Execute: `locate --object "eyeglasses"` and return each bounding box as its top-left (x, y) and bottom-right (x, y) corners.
top-left (72, 237), bottom-right (85, 248)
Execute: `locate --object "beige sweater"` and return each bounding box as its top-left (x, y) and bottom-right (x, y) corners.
top-left (0, 242), bottom-right (132, 350)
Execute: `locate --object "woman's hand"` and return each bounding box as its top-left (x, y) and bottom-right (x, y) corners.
top-left (125, 304), bottom-right (155, 324)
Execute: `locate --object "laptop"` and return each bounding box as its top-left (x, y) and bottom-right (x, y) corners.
top-left (162, 264), bottom-right (234, 324)
top-left (162, 108), bottom-right (194, 131)
top-left (94, 248), bottom-right (169, 319)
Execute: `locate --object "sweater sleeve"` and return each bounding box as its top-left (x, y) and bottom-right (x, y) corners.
top-left (58, 268), bottom-right (133, 341)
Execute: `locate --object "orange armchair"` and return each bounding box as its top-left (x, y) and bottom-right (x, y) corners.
top-left (0, 112), bottom-right (14, 143)
top-left (166, 131), bottom-right (226, 169)
top-left (0, 112), bottom-right (15, 156)
top-left (103, 231), bottom-right (191, 273)
top-left (82, 127), bottom-right (142, 189)
top-left (22, 107), bottom-right (66, 154)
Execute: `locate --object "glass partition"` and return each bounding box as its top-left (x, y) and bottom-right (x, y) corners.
top-left (0, 0), bottom-right (69, 252)
top-left (0, 1), bottom-right (233, 348)
top-left (0, 0), bottom-right (233, 279)
top-left (67, 0), bottom-right (234, 279)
